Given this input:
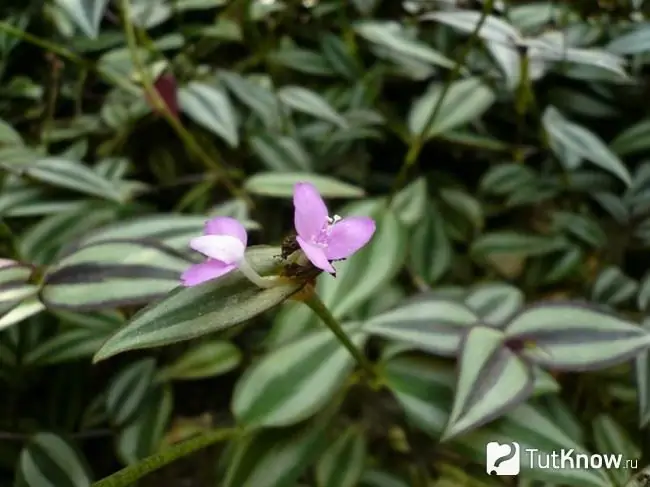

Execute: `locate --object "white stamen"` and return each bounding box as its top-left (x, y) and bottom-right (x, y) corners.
top-left (332, 214), bottom-right (342, 223)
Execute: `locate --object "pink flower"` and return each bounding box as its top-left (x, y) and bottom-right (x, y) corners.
top-left (181, 217), bottom-right (247, 287)
top-left (293, 182), bottom-right (376, 274)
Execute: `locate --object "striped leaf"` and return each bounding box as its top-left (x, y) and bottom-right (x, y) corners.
top-left (315, 426), bottom-right (366, 487)
top-left (40, 240), bottom-right (192, 310)
top-left (70, 214), bottom-right (259, 255)
top-left (319, 207), bottom-right (406, 319)
top-left (382, 354), bottom-right (556, 441)
top-left (363, 298), bottom-right (479, 357)
top-left (24, 327), bottom-right (112, 365)
top-left (244, 172), bottom-right (365, 199)
top-left (93, 246), bottom-right (302, 361)
top-left (158, 340), bottom-right (242, 381)
top-left (636, 319), bottom-right (650, 426)
top-left (105, 358), bottom-right (157, 426)
top-left (441, 326), bottom-right (534, 441)
top-left (504, 303), bottom-right (650, 370)
top-left (116, 385), bottom-right (173, 465)
top-left (593, 415), bottom-right (640, 486)
top-left (232, 325), bottom-right (367, 427)
top-left (223, 416), bottom-right (329, 487)
top-left (463, 282), bottom-right (524, 327)
top-left (0, 263), bottom-right (37, 316)
top-left (0, 298), bottom-right (45, 332)
top-left (455, 402), bottom-right (612, 487)
top-left (1, 157), bottom-right (123, 202)
top-left (16, 433), bottom-right (92, 487)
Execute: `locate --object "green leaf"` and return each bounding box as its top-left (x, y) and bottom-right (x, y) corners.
top-left (54, 0), bottom-right (109, 38)
top-left (93, 246), bottom-right (302, 361)
top-left (218, 71), bottom-right (282, 129)
top-left (116, 385), bottom-right (172, 465)
top-left (408, 77), bottom-right (496, 139)
top-left (320, 207), bottom-right (406, 319)
top-left (441, 326), bottom-right (533, 440)
top-left (382, 356), bottom-right (455, 438)
top-left (472, 231), bottom-right (568, 258)
top-left (41, 240), bottom-right (192, 310)
top-left (223, 417), bottom-right (329, 487)
top-left (0, 117), bottom-right (23, 145)
top-left (364, 298), bottom-right (479, 357)
top-left (244, 172), bottom-right (365, 198)
top-left (0, 298), bottom-right (45, 332)
top-left (635, 319), bottom-right (650, 426)
top-left (610, 118), bottom-right (650, 157)
top-left (1, 157), bottom-right (123, 202)
top-left (479, 163), bottom-right (538, 196)
top-left (463, 283), bottom-right (524, 327)
top-left (0, 263), bottom-right (37, 316)
top-left (593, 415), bottom-right (641, 486)
top-left (390, 177), bottom-right (428, 226)
top-left (249, 133), bottom-right (312, 171)
top-left (359, 469), bottom-right (409, 487)
top-left (354, 21), bottom-right (456, 70)
top-left (277, 86), bottom-right (347, 128)
top-left (158, 340), bottom-right (241, 381)
top-left (543, 106), bottom-right (632, 186)
top-left (178, 81), bottom-right (239, 147)
top-left (24, 327), bottom-right (112, 365)
top-left (408, 201), bottom-right (452, 284)
top-left (105, 358), bottom-right (157, 426)
top-left (17, 433), bottom-right (91, 487)
top-left (315, 426), bottom-right (366, 487)
top-left (232, 326), bottom-right (367, 427)
top-left (591, 266), bottom-right (638, 306)
top-left (505, 303), bottom-right (650, 370)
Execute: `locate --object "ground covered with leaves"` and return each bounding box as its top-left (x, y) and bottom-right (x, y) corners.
top-left (3, 0), bottom-right (650, 486)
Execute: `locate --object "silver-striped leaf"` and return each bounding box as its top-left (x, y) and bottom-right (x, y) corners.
top-left (315, 426), bottom-right (367, 487)
top-left (40, 239), bottom-right (192, 310)
top-left (93, 246), bottom-right (302, 361)
top-left (504, 303), bottom-right (650, 370)
top-left (157, 340), bottom-right (242, 381)
top-left (223, 416), bottom-right (329, 487)
top-left (441, 326), bottom-right (534, 441)
top-left (105, 358), bottom-right (157, 426)
top-left (0, 263), bottom-right (37, 316)
top-left (16, 433), bottom-right (92, 487)
top-left (635, 319), bottom-right (650, 427)
top-left (593, 415), bottom-right (641, 486)
top-left (232, 325), bottom-right (367, 427)
top-left (363, 298), bottom-right (479, 357)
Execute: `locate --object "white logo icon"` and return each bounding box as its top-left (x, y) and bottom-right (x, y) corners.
top-left (486, 441), bottom-right (521, 475)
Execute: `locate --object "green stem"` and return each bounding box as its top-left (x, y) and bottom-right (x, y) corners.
top-left (304, 293), bottom-right (375, 378)
top-left (387, 0), bottom-right (495, 205)
top-left (91, 427), bottom-right (238, 487)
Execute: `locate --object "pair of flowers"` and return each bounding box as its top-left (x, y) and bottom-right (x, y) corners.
top-left (181, 182), bottom-right (376, 287)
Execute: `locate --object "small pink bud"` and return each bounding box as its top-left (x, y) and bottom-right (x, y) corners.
top-left (146, 73), bottom-right (179, 119)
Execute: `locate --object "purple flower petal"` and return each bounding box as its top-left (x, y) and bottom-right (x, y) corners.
top-left (297, 236), bottom-right (335, 274)
top-left (189, 235), bottom-right (245, 264)
top-left (181, 260), bottom-right (236, 286)
top-left (293, 182), bottom-right (328, 240)
top-left (205, 216), bottom-right (247, 245)
top-left (325, 217), bottom-right (376, 260)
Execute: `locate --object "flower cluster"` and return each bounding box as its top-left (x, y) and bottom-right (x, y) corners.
top-left (181, 182), bottom-right (376, 288)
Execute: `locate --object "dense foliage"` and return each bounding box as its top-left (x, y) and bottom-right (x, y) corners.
top-left (5, 0), bottom-right (650, 486)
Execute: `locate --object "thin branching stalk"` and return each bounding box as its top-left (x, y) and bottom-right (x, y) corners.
top-left (118, 0), bottom-right (252, 207)
top-left (304, 292), bottom-right (376, 378)
top-left (91, 427), bottom-right (238, 487)
top-left (387, 0), bottom-right (495, 204)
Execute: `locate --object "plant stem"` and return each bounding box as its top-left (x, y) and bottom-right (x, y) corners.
top-left (304, 293), bottom-right (375, 378)
top-left (91, 427), bottom-right (238, 487)
top-left (118, 0), bottom-right (253, 207)
top-left (387, 0), bottom-right (495, 205)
